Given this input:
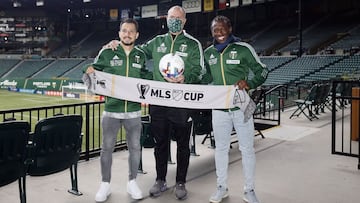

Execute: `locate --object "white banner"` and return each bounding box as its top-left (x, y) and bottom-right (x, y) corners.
top-left (85, 70), bottom-right (249, 110)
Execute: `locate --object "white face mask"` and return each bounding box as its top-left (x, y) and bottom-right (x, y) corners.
top-left (167, 18), bottom-right (182, 33)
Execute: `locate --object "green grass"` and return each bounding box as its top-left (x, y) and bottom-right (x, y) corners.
top-left (0, 89), bottom-right (84, 111)
top-left (0, 89), bottom-right (133, 153)
top-left (0, 89), bottom-right (108, 151)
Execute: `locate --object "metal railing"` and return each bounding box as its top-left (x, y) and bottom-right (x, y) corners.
top-left (0, 101), bottom-right (129, 161)
top-left (1, 84), bottom-right (287, 163)
top-left (253, 85), bottom-right (287, 127)
top-left (331, 80), bottom-right (360, 170)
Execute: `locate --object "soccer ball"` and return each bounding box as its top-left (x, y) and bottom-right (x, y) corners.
top-left (159, 53), bottom-right (184, 78)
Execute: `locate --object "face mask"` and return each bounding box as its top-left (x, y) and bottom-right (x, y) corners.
top-left (167, 18), bottom-right (182, 33)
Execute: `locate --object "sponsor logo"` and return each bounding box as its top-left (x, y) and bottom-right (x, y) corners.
top-left (132, 63), bottom-right (142, 69)
top-left (208, 54), bottom-right (217, 65)
top-left (110, 55), bottom-right (123, 66)
top-left (0, 79), bottom-right (17, 86)
top-left (157, 43), bottom-right (167, 53)
top-left (33, 81), bottom-right (51, 88)
top-left (175, 51), bottom-right (188, 57)
top-left (226, 59), bottom-right (240, 64)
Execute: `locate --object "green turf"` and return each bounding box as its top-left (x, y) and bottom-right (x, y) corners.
top-left (0, 89), bottom-right (130, 153)
top-left (0, 89), bottom-right (84, 111)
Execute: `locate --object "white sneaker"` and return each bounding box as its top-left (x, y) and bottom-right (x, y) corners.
top-left (95, 182), bottom-right (111, 202)
top-left (127, 179), bottom-right (143, 200)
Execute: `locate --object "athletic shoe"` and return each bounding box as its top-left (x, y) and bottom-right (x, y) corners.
top-left (243, 189), bottom-right (260, 203)
top-left (174, 182), bottom-right (187, 200)
top-left (127, 179), bottom-right (143, 200)
top-left (95, 182), bottom-right (111, 202)
top-left (149, 180), bottom-right (167, 197)
top-left (209, 185), bottom-right (229, 203)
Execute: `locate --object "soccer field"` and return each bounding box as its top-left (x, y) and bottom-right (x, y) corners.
top-left (0, 89), bottom-right (85, 111)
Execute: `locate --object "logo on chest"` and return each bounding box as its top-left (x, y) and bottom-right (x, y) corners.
top-left (110, 55), bottom-right (123, 66)
top-left (226, 51), bottom-right (240, 64)
top-left (157, 43), bottom-right (167, 53)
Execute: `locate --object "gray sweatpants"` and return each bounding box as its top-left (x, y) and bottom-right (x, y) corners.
top-left (100, 115), bottom-right (142, 182)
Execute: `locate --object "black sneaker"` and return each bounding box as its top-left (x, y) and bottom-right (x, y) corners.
top-left (174, 182), bottom-right (187, 200)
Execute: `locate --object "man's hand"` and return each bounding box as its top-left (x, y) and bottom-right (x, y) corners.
top-left (235, 80), bottom-right (249, 90)
top-left (103, 40), bottom-right (121, 50)
top-left (164, 75), bottom-right (185, 83)
top-left (86, 66), bottom-right (95, 74)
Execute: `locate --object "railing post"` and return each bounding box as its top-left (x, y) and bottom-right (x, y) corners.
top-left (85, 103), bottom-right (90, 161)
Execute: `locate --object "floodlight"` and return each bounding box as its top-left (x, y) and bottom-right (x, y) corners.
top-left (36, 0), bottom-right (44, 6)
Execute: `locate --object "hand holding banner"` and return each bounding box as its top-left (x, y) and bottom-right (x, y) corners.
top-left (83, 70), bottom-right (256, 114)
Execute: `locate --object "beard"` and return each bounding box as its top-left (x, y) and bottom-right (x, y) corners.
top-left (121, 40), bottom-right (134, 46)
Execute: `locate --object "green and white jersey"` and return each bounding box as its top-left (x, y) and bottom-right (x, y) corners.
top-left (89, 46), bottom-right (151, 114)
top-left (140, 31), bottom-right (204, 84)
top-left (203, 41), bottom-right (268, 89)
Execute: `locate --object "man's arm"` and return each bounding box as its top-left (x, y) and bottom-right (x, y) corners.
top-left (183, 42), bottom-right (204, 84)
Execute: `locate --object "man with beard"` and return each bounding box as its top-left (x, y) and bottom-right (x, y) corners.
top-left (84, 18), bottom-right (151, 202)
top-left (104, 5), bottom-right (204, 200)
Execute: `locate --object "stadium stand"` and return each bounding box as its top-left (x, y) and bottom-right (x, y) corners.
top-left (0, 59), bottom-right (20, 78)
top-left (329, 25), bottom-right (360, 53)
top-left (62, 58), bottom-right (94, 80)
top-left (32, 58), bottom-right (84, 79)
top-left (279, 11), bottom-right (359, 55)
top-left (300, 54), bottom-right (360, 82)
top-left (249, 18), bottom-right (298, 56)
top-left (3, 59), bottom-right (55, 79)
top-left (264, 55), bottom-right (344, 86)
top-left (70, 30), bottom-right (117, 58)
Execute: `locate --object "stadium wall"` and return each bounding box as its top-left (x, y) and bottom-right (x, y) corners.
top-left (0, 78), bottom-right (81, 96)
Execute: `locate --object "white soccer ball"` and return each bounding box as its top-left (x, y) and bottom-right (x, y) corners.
top-left (159, 53), bottom-right (184, 78)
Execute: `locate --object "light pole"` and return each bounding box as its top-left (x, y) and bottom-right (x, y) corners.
top-left (67, 8), bottom-right (71, 58)
top-left (298, 0), bottom-right (303, 57)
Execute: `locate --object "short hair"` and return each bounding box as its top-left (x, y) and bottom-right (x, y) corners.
top-left (120, 18), bottom-right (139, 32)
top-left (211, 15), bottom-right (232, 29)
top-left (168, 5), bottom-right (186, 18)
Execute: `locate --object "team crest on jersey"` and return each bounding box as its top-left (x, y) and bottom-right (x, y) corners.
top-left (110, 55), bottom-right (123, 66)
top-left (179, 44), bottom-right (187, 52)
top-left (157, 43), bottom-right (167, 53)
top-left (208, 54), bottom-right (217, 65)
top-left (229, 51), bottom-right (238, 59)
top-left (134, 55), bottom-right (140, 63)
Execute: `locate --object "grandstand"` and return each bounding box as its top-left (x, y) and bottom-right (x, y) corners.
top-left (3, 58), bottom-right (55, 79)
top-left (32, 58), bottom-right (85, 79)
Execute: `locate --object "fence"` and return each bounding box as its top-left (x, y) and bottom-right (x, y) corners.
top-left (0, 101), bottom-right (118, 161)
top-left (1, 85), bottom-right (285, 163)
top-left (331, 80), bottom-right (360, 170)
